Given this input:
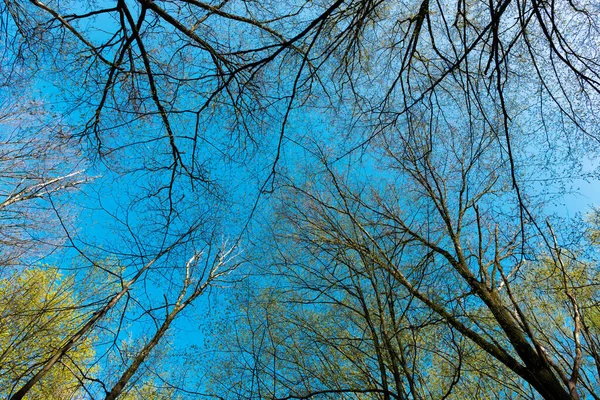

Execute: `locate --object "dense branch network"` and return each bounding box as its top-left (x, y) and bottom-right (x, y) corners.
top-left (0, 0), bottom-right (599, 399)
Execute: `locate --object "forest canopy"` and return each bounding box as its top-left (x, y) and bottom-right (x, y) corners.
top-left (1, 0), bottom-right (599, 399)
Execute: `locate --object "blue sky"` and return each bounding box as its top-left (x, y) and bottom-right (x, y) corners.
top-left (3, 0), bottom-right (600, 397)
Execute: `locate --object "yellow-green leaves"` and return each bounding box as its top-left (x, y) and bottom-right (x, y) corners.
top-left (0, 268), bottom-right (94, 399)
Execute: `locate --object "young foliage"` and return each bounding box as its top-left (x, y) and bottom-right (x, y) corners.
top-left (0, 268), bottom-right (94, 399)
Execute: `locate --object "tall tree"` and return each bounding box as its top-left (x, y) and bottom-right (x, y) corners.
top-left (206, 104), bottom-right (600, 399)
top-left (0, 70), bottom-right (87, 268)
top-left (0, 268), bottom-right (95, 399)
top-left (1, 0), bottom-right (599, 398)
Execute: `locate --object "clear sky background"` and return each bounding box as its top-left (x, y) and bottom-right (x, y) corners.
top-left (3, 0), bottom-right (600, 397)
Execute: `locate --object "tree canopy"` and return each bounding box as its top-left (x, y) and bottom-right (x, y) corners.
top-left (0, 268), bottom-right (95, 399)
top-left (1, 0), bottom-right (599, 398)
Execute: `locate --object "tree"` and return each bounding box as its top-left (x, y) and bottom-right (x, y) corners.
top-left (0, 268), bottom-right (95, 399)
top-left (3, 0), bottom-right (597, 192)
top-left (1, 0), bottom-right (599, 398)
top-left (103, 246), bottom-right (239, 400)
top-left (0, 72), bottom-right (88, 268)
top-left (206, 102), bottom-right (600, 399)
